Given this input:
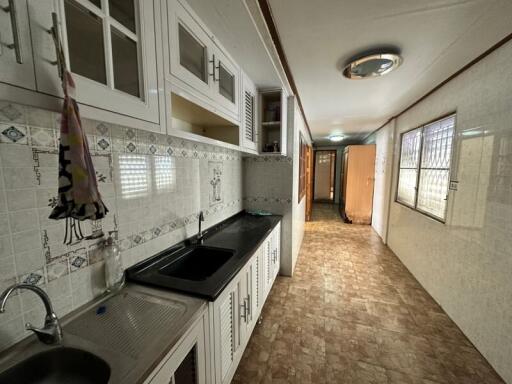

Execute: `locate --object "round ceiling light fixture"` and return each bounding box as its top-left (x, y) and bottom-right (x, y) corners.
top-left (343, 52), bottom-right (402, 80)
top-left (328, 134), bottom-right (344, 142)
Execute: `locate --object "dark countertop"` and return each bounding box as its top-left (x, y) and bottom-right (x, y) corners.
top-left (126, 211), bottom-right (281, 301)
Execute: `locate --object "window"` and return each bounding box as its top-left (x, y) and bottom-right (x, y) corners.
top-left (396, 114), bottom-right (455, 221)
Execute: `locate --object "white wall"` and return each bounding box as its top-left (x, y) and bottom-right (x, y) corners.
top-left (385, 40), bottom-right (512, 383)
top-left (371, 120), bottom-right (395, 242)
top-left (244, 96), bottom-right (311, 276)
top-left (0, 101), bottom-right (244, 351)
top-left (291, 98), bottom-right (311, 273)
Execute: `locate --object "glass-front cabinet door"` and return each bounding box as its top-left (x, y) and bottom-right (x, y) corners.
top-left (211, 45), bottom-right (239, 119)
top-left (169, 0), bottom-right (212, 100)
top-left (28, 0), bottom-right (160, 124)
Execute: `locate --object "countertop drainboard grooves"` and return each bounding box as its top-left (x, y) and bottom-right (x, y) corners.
top-left (65, 293), bottom-right (186, 359)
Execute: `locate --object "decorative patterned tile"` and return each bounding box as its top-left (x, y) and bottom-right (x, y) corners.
top-left (0, 124), bottom-right (28, 144)
top-left (96, 137), bottom-right (111, 151)
top-left (21, 269), bottom-right (45, 286)
top-left (30, 127), bottom-right (55, 148)
top-left (124, 128), bottom-right (136, 141)
top-left (0, 103), bottom-right (23, 122)
top-left (95, 123), bottom-right (110, 136)
top-left (69, 254), bottom-right (88, 272)
top-left (126, 142), bottom-right (137, 153)
top-left (46, 259), bottom-right (69, 281)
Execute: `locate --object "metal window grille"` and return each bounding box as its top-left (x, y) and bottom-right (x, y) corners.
top-left (396, 114), bottom-right (456, 222)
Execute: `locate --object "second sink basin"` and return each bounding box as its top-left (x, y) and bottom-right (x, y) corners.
top-left (0, 347), bottom-right (110, 384)
top-left (159, 245), bottom-right (235, 281)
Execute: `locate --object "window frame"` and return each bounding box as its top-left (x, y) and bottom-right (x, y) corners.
top-left (395, 112), bottom-right (457, 223)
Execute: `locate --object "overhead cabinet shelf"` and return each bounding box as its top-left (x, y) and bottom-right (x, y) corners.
top-left (260, 89), bottom-right (287, 155)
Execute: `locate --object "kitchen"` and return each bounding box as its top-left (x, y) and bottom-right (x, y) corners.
top-left (0, 0), bottom-right (511, 383)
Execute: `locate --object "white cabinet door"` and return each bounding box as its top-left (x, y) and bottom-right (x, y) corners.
top-left (272, 222), bottom-right (281, 280)
top-left (0, 0), bottom-right (36, 90)
top-left (167, 0), bottom-right (213, 101)
top-left (239, 251), bottom-right (260, 343)
top-left (29, 0), bottom-right (160, 124)
top-left (147, 313), bottom-right (208, 384)
top-left (262, 236), bottom-right (272, 301)
top-left (211, 44), bottom-right (239, 120)
top-left (213, 277), bottom-right (242, 384)
top-left (241, 71), bottom-right (258, 152)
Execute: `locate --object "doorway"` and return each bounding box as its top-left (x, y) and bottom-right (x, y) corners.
top-left (313, 150), bottom-right (336, 202)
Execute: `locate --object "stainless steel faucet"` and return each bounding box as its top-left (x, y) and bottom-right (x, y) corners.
top-left (0, 284), bottom-right (63, 345)
top-left (197, 211), bottom-right (205, 244)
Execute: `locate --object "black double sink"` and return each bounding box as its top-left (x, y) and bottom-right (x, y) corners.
top-left (158, 246), bottom-right (235, 281)
top-left (127, 212), bottom-right (281, 300)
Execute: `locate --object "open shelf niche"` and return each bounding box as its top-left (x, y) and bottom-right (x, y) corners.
top-left (260, 90), bottom-right (284, 154)
top-left (170, 93), bottom-right (239, 146)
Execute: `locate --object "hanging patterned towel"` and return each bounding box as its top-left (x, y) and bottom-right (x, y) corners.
top-left (49, 70), bottom-right (108, 221)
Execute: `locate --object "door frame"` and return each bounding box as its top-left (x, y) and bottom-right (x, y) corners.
top-left (313, 150), bottom-right (337, 203)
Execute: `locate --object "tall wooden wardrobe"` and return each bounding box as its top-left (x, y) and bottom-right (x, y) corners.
top-left (340, 145), bottom-right (376, 224)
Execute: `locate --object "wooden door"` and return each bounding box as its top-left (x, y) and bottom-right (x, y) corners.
top-left (305, 145), bottom-right (313, 221)
top-left (344, 145), bottom-right (376, 224)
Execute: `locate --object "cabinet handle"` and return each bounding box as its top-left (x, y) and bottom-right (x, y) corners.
top-left (47, 12), bottom-right (65, 80)
top-left (246, 295), bottom-right (251, 318)
top-left (2, 0), bottom-right (23, 63)
top-left (209, 54), bottom-right (217, 82)
top-left (240, 299), bottom-right (247, 322)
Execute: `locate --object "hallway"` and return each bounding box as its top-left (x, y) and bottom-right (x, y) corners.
top-left (232, 204), bottom-right (504, 383)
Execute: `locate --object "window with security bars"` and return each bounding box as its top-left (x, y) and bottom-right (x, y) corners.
top-left (396, 114), bottom-right (455, 221)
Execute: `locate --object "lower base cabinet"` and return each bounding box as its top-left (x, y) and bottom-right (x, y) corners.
top-left (144, 220), bottom-right (281, 384)
top-left (211, 221), bottom-right (281, 384)
top-left (145, 311), bottom-right (209, 384)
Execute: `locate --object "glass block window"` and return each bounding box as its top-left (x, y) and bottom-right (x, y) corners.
top-left (118, 154), bottom-right (149, 199)
top-left (396, 114), bottom-right (455, 221)
top-left (154, 156), bottom-right (176, 192)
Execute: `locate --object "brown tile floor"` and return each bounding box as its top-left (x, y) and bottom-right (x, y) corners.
top-left (232, 203), bottom-right (504, 384)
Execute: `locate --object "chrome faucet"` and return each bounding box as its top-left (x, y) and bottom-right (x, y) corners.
top-left (197, 211), bottom-right (205, 244)
top-left (0, 284), bottom-right (63, 345)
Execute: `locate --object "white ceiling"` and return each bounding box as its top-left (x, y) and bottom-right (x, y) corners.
top-left (268, 0), bottom-right (512, 144)
top-left (185, 0), bottom-right (283, 89)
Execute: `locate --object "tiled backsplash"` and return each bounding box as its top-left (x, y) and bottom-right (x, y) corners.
top-left (0, 101), bottom-right (243, 350)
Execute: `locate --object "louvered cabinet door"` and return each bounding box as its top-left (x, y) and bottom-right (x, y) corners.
top-left (261, 238), bottom-right (272, 302)
top-left (213, 278), bottom-right (242, 384)
top-left (240, 252), bottom-right (259, 342)
top-left (241, 71), bottom-right (258, 152)
top-left (272, 222), bottom-right (281, 280)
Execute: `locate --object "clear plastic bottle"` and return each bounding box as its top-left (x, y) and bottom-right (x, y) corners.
top-left (103, 231), bottom-right (124, 292)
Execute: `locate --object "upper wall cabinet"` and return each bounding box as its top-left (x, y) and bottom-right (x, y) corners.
top-left (164, 0), bottom-right (240, 123)
top-left (27, 0), bottom-right (160, 124)
top-left (0, 0), bottom-right (36, 90)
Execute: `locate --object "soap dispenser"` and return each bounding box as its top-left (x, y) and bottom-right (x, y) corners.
top-left (103, 230), bottom-right (124, 292)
